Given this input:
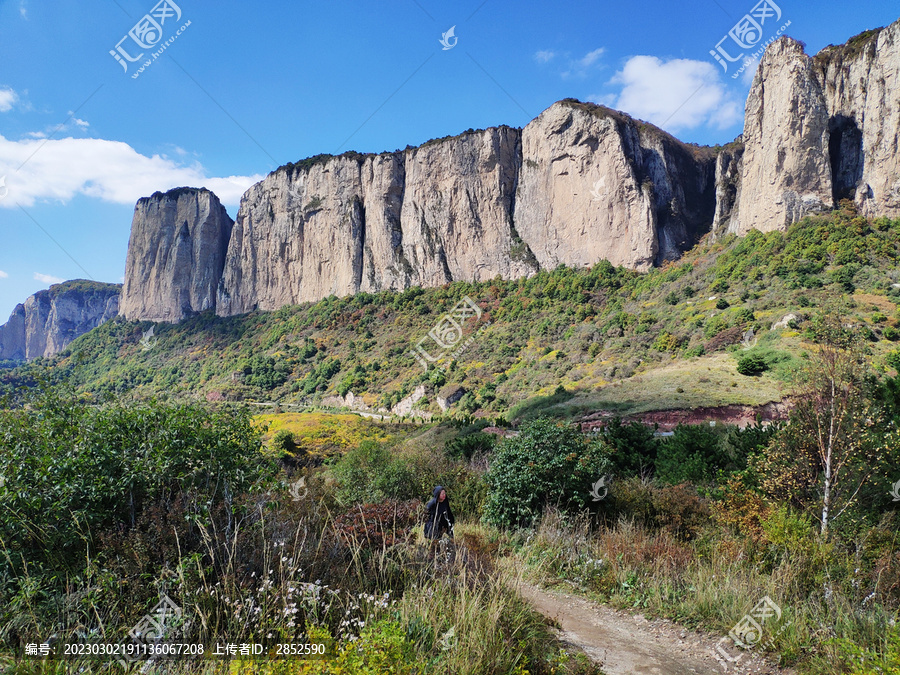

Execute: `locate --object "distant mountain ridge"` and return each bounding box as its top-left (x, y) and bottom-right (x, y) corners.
top-left (0, 280), bottom-right (120, 361)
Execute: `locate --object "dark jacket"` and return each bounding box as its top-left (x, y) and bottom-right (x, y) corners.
top-left (424, 485), bottom-right (454, 538)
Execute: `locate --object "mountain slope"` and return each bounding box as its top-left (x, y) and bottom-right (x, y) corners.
top-left (5, 207), bottom-right (899, 421)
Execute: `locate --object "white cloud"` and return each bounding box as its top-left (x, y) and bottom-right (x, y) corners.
top-left (608, 55), bottom-right (743, 132)
top-left (577, 48), bottom-right (605, 69)
top-left (0, 134), bottom-right (264, 208)
top-left (534, 50), bottom-right (556, 64)
top-left (0, 88), bottom-right (19, 113)
top-left (0, 271), bottom-right (8, 279)
top-left (561, 48), bottom-right (607, 79)
top-left (69, 115), bottom-right (90, 129)
top-left (19, 0), bottom-right (27, 18)
top-left (34, 273), bottom-right (64, 285)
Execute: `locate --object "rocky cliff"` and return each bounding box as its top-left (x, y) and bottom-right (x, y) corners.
top-left (814, 24), bottom-right (900, 217)
top-left (120, 188), bottom-right (233, 322)
top-left (515, 102), bottom-right (715, 272)
top-left (116, 17), bottom-right (899, 321)
top-left (0, 280), bottom-right (120, 360)
top-left (213, 101), bottom-right (715, 316)
top-left (722, 18), bottom-right (900, 235)
top-left (216, 128), bottom-right (535, 315)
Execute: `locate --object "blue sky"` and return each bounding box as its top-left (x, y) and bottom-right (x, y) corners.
top-left (0, 0), bottom-right (895, 318)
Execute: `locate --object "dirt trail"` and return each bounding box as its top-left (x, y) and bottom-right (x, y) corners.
top-left (514, 581), bottom-right (795, 675)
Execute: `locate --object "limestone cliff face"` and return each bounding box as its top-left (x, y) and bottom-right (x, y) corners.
top-left (727, 38), bottom-right (834, 235)
top-left (814, 22), bottom-right (900, 217)
top-left (0, 304), bottom-right (26, 360)
top-left (216, 127), bottom-right (533, 316)
top-left (516, 103), bottom-right (715, 271)
top-left (725, 18), bottom-right (900, 234)
top-left (0, 281), bottom-right (120, 360)
top-left (712, 141), bottom-right (743, 233)
top-left (120, 188), bottom-right (233, 322)
top-left (118, 17), bottom-right (900, 321)
top-left (214, 101), bottom-right (715, 316)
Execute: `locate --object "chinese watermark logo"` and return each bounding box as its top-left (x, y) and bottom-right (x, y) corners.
top-left (0, 176), bottom-right (8, 201)
top-left (140, 326), bottom-right (158, 351)
top-left (410, 296), bottom-right (488, 371)
top-left (712, 595), bottom-right (790, 671)
top-left (742, 328), bottom-right (758, 350)
top-left (110, 0), bottom-right (191, 79)
top-left (438, 626), bottom-right (457, 651)
top-left (290, 476), bottom-right (308, 502)
top-left (589, 476), bottom-right (608, 501)
top-left (590, 179), bottom-right (605, 202)
top-left (117, 593), bottom-right (183, 667)
top-left (889, 479), bottom-right (900, 502)
top-left (439, 26), bottom-right (458, 50)
top-left (709, 0), bottom-right (791, 80)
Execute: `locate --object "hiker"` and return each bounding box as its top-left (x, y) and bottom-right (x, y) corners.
top-left (424, 485), bottom-right (454, 539)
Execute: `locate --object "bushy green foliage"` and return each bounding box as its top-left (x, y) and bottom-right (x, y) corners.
top-left (598, 418), bottom-right (658, 475)
top-left (241, 354), bottom-right (290, 389)
top-left (0, 388), bottom-right (270, 573)
top-left (270, 428), bottom-right (298, 454)
top-left (484, 418), bottom-right (612, 527)
top-left (444, 431), bottom-right (496, 460)
top-left (737, 353), bottom-right (769, 375)
top-left (655, 424), bottom-right (750, 485)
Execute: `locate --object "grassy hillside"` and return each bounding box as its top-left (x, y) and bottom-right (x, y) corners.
top-left (4, 204), bottom-right (900, 420)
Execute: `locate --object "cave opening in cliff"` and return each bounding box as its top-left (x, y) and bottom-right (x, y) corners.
top-left (828, 114), bottom-right (864, 203)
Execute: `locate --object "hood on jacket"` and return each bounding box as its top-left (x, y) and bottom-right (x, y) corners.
top-left (432, 485), bottom-right (445, 500)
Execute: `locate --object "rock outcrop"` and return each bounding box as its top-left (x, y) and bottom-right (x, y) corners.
top-left (0, 280), bottom-right (120, 360)
top-left (711, 141), bottom-right (743, 232)
top-left (216, 128), bottom-right (534, 316)
top-left (814, 23), bottom-right (900, 217)
top-left (515, 102), bottom-right (716, 270)
top-left (722, 18), bottom-right (900, 234)
top-left (209, 100), bottom-right (717, 317)
top-left (120, 188), bottom-right (233, 322)
top-left (727, 38), bottom-right (834, 235)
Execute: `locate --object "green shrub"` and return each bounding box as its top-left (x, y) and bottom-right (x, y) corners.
top-left (599, 418), bottom-right (658, 476)
top-left (716, 298), bottom-right (730, 310)
top-left (652, 332), bottom-right (680, 352)
top-left (270, 428), bottom-right (298, 454)
top-left (484, 418), bottom-right (612, 527)
top-left (737, 353), bottom-right (769, 376)
top-left (887, 349), bottom-right (900, 372)
top-left (654, 424), bottom-right (740, 484)
top-left (444, 432), bottom-right (496, 460)
top-left (0, 390), bottom-right (270, 573)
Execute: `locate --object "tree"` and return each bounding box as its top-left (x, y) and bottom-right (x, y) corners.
top-left (759, 314), bottom-right (894, 535)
